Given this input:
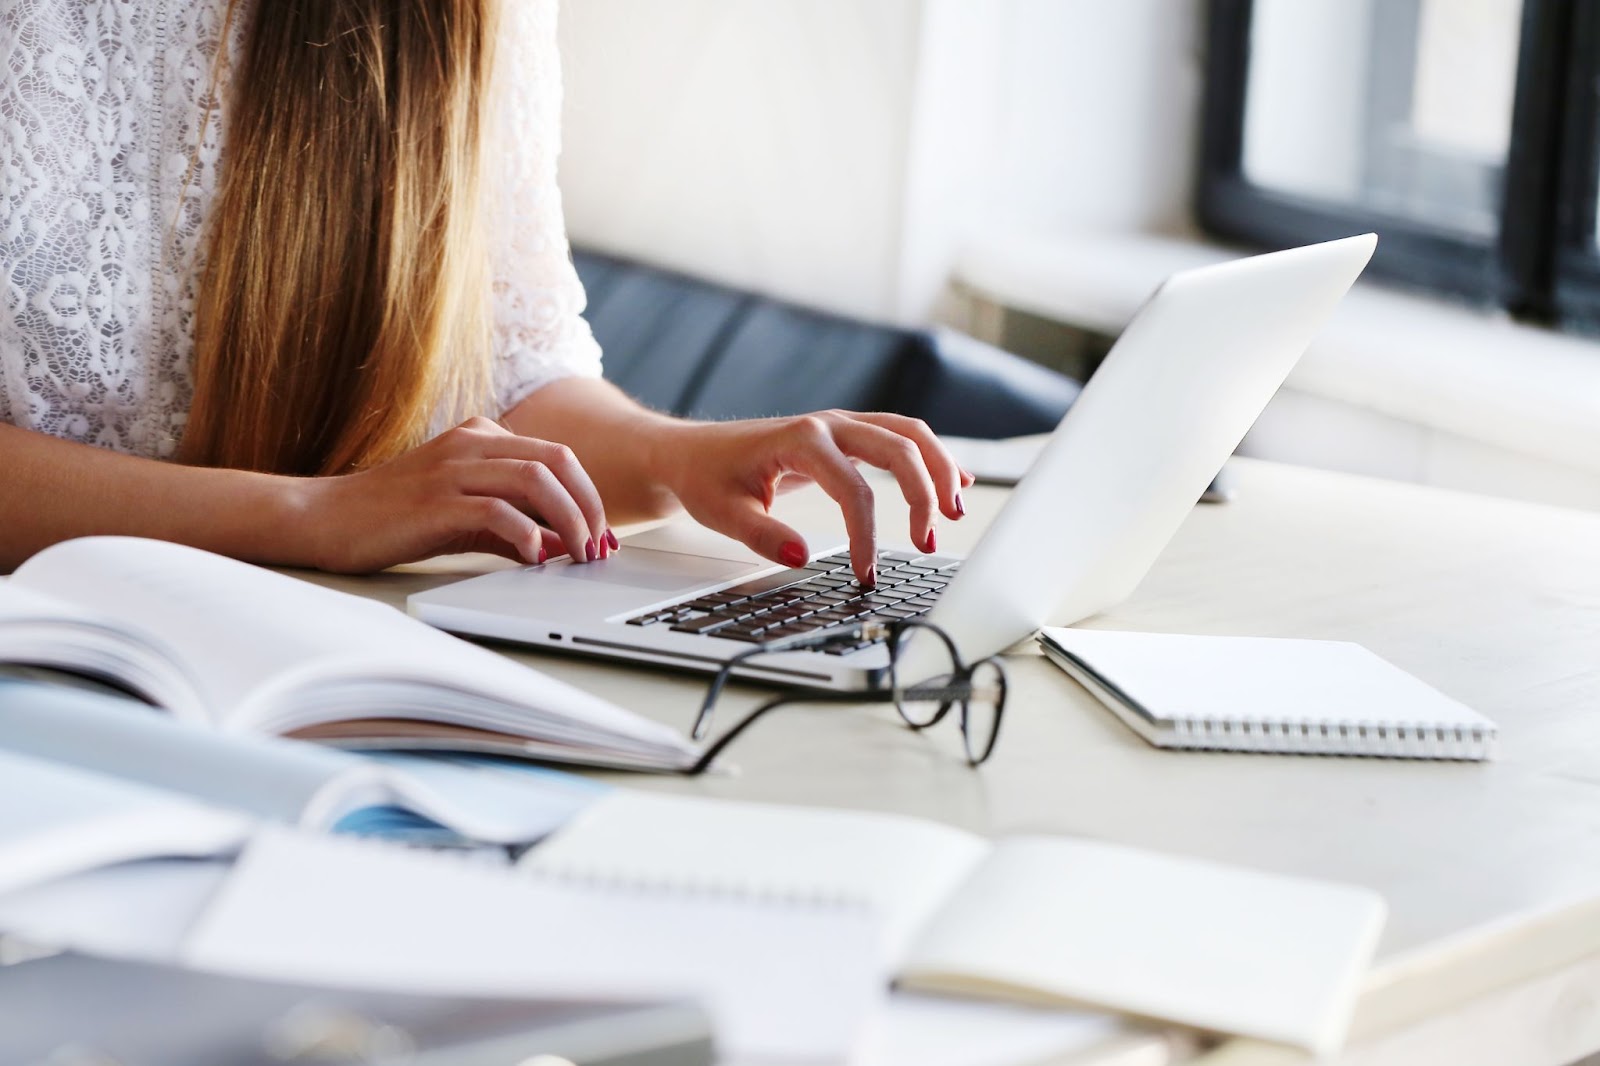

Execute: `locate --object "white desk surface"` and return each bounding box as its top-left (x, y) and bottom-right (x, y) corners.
top-left (303, 457), bottom-right (1600, 1066)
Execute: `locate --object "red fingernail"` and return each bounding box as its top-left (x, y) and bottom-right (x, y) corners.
top-left (585, 537), bottom-right (597, 562)
top-left (537, 547), bottom-right (548, 565)
top-left (780, 541), bottom-right (808, 568)
top-left (606, 529), bottom-right (619, 552)
top-left (954, 493), bottom-right (966, 517)
top-left (925, 527), bottom-right (937, 553)
top-left (865, 565), bottom-right (878, 588)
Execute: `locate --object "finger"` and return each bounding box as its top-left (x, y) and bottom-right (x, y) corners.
top-left (456, 496), bottom-right (545, 564)
top-left (532, 525), bottom-right (579, 560)
top-left (780, 419), bottom-right (880, 585)
top-left (693, 494), bottom-right (815, 576)
top-left (455, 428), bottom-right (611, 558)
top-left (825, 420), bottom-right (939, 553)
top-left (454, 531), bottom-right (534, 564)
top-left (457, 522), bottom-right (578, 564)
top-left (842, 412), bottom-right (967, 520)
top-left (454, 459), bottom-right (595, 564)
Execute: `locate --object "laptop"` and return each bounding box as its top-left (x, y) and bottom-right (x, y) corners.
top-left (409, 234), bottom-right (1376, 690)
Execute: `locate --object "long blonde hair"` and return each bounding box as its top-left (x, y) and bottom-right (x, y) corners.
top-left (180, 0), bottom-right (497, 476)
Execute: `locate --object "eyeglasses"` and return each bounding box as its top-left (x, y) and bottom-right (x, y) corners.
top-left (684, 619), bottom-right (1008, 774)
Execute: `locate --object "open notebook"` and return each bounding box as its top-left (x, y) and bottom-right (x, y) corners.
top-left (514, 792), bottom-right (1384, 1055)
top-left (0, 536), bottom-right (700, 772)
top-left (64, 776), bottom-right (1376, 1059)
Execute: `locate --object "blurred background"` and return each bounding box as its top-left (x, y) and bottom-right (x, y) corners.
top-left (556, 0), bottom-right (1600, 512)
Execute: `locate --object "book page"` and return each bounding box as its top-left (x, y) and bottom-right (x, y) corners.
top-left (521, 789), bottom-right (990, 963)
top-left (0, 679), bottom-right (369, 826)
top-left (0, 749), bottom-right (251, 897)
top-left (12, 538), bottom-right (695, 769)
top-left (0, 681), bottom-right (610, 844)
top-left (897, 837), bottom-right (1385, 1055)
top-left (0, 578), bottom-right (201, 719)
top-left (11, 538), bottom-right (401, 724)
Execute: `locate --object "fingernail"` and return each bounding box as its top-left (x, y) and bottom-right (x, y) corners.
top-left (537, 547), bottom-right (548, 565)
top-left (954, 493), bottom-right (966, 518)
top-left (925, 527), bottom-right (937, 553)
top-left (606, 529), bottom-right (620, 552)
top-left (585, 537), bottom-right (597, 562)
top-left (865, 565), bottom-right (878, 588)
top-left (780, 541), bottom-right (808, 568)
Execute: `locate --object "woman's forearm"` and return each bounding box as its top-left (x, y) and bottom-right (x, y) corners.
top-left (0, 424), bottom-right (313, 572)
top-left (501, 377), bottom-right (687, 525)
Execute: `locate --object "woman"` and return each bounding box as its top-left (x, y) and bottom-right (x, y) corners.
top-left (0, 1), bottom-right (968, 585)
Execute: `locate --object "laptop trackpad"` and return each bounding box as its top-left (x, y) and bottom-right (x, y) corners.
top-left (547, 548), bottom-right (765, 594)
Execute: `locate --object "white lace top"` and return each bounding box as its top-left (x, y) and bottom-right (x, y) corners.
top-left (0, 0), bottom-right (601, 460)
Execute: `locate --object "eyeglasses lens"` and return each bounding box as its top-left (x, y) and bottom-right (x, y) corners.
top-left (960, 658), bottom-right (1006, 765)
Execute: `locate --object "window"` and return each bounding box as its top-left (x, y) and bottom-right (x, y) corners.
top-left (1199, 0), bottom-right (1600, 332)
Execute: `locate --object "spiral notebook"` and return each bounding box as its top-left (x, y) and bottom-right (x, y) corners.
top-left (1039, 628), bottom-right (1498, 760)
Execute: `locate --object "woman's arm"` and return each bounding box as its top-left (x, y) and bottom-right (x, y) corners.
top-left (0, 419), bottom-right (611, 575)
top-left (0, 423), bottom-right (311, 572)
top-left (505, 378), bottom-right (973, 586)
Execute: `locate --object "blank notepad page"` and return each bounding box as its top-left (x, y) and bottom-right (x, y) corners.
top-left (1040, 628), bottom-right (1498, 759)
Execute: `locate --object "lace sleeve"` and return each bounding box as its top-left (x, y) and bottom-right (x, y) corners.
top-left (487, 0), bottom-right (602, 417)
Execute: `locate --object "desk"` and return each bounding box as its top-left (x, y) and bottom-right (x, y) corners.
top-left (308, 457), bottom-right (1600, 1066)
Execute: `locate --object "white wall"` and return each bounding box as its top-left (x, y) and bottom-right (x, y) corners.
top-left (985, 0), bottom-right (1203, 238)
top-left (557, 1), bottom-right (1205, 325)
top-left (556, 1), bottom-right (925, 323)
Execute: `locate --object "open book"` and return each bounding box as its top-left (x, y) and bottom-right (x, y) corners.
top-left (0, 747), bottom-right (252, 898)
top-left (517, 791), bottom-right (1386, 1055)
top-left (0, 536), bottom-right (700, 772)
top-left (0, 679), bottom-right (606, 846)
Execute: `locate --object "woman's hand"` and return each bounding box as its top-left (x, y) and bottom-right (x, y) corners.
top-left (302, 417), bottom-right (616, 574)
top-left (649, 410), bottom-right (975, 586)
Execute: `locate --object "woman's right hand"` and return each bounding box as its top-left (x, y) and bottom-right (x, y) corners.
top-left (301, 417), bottom-right (614, 574)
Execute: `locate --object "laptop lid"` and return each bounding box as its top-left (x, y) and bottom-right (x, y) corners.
top-left (904, 234), bottom-right (1377, 676)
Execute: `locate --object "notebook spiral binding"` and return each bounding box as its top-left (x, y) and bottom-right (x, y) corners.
top-left (1170, 717), bottom-right (1497, 760)
top-left (352, 832), bottom-right (871, 912)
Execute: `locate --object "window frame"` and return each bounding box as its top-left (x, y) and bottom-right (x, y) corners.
top-left (1553, 0), bottom-right (1600, 332)
top-left (1197, 0), bottom-right (1569, 319)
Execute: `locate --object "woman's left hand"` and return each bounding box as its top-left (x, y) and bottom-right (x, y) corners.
top-left (649, 410), bottom-right (975, 587)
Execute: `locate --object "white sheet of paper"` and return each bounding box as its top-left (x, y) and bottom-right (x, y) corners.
top-left (524, 790), bottom-right (988, 962)
top-left (899, 837), bottom-right (1385, 1056)
top-left (184, 827), bottom-right (885, 1064)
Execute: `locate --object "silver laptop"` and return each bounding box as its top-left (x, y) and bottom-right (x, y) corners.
top-left (409, 235), bottom-right (1376, 690)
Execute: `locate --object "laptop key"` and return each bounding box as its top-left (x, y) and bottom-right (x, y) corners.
top-left (763, 623), bottom-right (818, 640)
top-left (719, 569), bottom-right (816, 600)
top-left (672, 616), bottom-right (736, 635)
top-left (713, 626), bottom-right (767, 642)
top-left (682, 597), bottom-right (733, 612)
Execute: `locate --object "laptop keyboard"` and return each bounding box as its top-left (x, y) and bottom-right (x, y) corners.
top-left (623, 551), bottom-right (962, 655)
